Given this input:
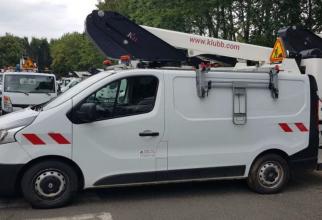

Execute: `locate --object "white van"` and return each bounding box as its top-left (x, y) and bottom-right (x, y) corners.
top-left (1, 72), bottom-right (57, 114)
top-left (0, 67), bottom-right (319, 208)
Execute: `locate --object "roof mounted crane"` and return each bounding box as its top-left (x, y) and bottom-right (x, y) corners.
top-left (142, 25), bottom-right (272, 64)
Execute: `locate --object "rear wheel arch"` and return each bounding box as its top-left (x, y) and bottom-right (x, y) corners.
top-left (16, 155), bottom-right (84, 193)
top-left (247, 150), bottom-right (290, 193)
top-left (250, 149), bottom-right (289, 171)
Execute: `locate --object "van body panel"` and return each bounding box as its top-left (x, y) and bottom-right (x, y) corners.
top-left (164, 71), bottom-right (310, 175)
top-left (15, 100), bottom-right (73, 160)
top-left (300, 59), bottom-right (322, 147)
top-left (0, 142), bottom-right (31, 164)
top-left (70, 70), bottom-right (165, 187)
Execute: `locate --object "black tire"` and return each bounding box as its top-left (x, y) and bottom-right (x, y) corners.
top-left (21, 160), bottom-right (78, 209)
top-left (247, 154), bottom-right (290, 194)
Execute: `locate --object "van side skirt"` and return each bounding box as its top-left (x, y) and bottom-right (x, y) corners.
top-left (94, 165), bottom-right (246, 186)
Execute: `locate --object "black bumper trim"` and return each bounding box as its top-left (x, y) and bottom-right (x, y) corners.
top-left (94, 165), bottom-right (246, 186)
top-left (290, 157), bottom-right (317, 171)
top-left (0, 164), bottom-right (24, 196)
top-left (12, 104), bottom-right (30, 108)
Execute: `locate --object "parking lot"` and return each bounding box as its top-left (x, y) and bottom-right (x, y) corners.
top-left (0, 171), bottom-right (322, 220)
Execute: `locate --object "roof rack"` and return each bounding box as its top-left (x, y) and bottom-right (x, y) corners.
top-left (196, 65), bottom-right (279, 99)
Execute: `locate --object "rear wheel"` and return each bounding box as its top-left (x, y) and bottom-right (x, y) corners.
top-left (247, 154), bottom-right (290, 194)
top-left (21, 160), bottom-right (78, 209)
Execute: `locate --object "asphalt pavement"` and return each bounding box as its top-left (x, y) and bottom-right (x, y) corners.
top-left (1, 171), bottom-right (322, 220)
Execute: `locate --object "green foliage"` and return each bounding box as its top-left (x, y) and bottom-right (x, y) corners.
top-left (50, 32), bottom-right (104, 76)
top-left (0, 34), bottom-right (25, 68)
top-left (29, 38), bottom-right (52, 72)
top-left (98, 0), bottom-right (322, 46)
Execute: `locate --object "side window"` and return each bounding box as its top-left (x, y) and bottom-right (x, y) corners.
top-left (114, 76), bottom-right (158, 117)
top-left (74, 75), bottom-right (158, 122)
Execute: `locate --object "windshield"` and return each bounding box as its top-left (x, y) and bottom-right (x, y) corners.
top-left (4, 74), bottom-right (55, 93)
top-left (43, 71), bottom-right (114, 110)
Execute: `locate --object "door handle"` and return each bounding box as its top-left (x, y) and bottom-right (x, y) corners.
top-left (139, 131), bottom-right (159, 137)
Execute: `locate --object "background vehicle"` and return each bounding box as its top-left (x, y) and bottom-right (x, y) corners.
top-left (60, 78), bottom-right (82, 93)
top-left (1, 72), bottom-right (57, 114)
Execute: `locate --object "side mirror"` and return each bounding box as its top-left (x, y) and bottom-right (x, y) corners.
top-left (74, 103), bottom-right (97, 123)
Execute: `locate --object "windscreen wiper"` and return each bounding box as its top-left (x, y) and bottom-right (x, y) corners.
top-left (8, 91), bottom-right (30, 96)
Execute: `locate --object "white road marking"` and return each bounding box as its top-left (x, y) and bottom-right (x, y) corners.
top-left (26, 212), bottom-right (113, 220)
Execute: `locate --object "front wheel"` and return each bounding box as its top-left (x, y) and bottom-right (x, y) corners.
top-left (247, 154), bottom-right (290, 194)
top-left (21, 160), bottom-right (78, 209)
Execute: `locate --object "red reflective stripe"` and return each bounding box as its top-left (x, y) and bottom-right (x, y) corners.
top-left (23, 134), bottom-right (46, 145)
top-left (48, 133), bottom-right (70, 144)
top-left (295, 123), bottom-right (309, 132)
top-left (279, 123), bottom-right (293, 132)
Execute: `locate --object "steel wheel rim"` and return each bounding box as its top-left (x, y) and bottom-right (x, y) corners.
top-left (258, 161), bottom-right (284, 188)
top-left (34, 170), bottom-right (67, 199)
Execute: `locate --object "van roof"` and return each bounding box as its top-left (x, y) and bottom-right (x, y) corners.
top-left (3, 72), bottom-right (55, 77)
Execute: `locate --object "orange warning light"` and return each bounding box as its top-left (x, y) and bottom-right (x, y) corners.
top-left (103, 59), bottom-right (112, 65)
top-left (270, 38), bottom-right (286, 63)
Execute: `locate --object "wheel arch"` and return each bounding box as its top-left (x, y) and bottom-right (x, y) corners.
top-left (248, 149), bottom-right (290, 175)
top-left (16, 155), bottom-right (85, 193)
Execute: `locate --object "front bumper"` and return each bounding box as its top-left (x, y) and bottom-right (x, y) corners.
top-left (0, 164), bottom-right (24, 195)
top-left (0, 142), bottom-right (31, 195)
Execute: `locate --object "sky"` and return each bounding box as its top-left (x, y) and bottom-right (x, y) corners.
top-left (0, 0), bottom-right (99, 39)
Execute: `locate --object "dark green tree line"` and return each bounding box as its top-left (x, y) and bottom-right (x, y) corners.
top-left (50, 32), bottom-right (104, 75)
top-left (98, 0), bottom-right (322, 46)
top-left (0, 33), bottom-right (104, 75)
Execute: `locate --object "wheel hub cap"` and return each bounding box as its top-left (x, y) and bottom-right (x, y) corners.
top-left (258, 162), bottom-right (283, 188)
top-left (35, 170), bottom-right (66, 199)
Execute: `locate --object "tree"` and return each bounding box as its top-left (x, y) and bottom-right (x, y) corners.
top-left (0, 34), bottom-right (25, 68)
top-left (97, 0), bottom-right (322, 47)
top-left (29, 38), bottom-right (51, 72)
top-left (50, 32), bottom-right (104, 76)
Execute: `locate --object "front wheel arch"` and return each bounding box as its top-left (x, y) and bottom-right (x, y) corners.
top-left (16, 155), bottom-right (84, 193)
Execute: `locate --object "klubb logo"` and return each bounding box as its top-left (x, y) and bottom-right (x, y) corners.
top-left (189, 37), bottom-right (240, 50)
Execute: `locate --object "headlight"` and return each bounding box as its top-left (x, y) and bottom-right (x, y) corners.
top-left (0, 126), bottom-right (24, 144)
top-left (0, 115), bottom-right (37, 145)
